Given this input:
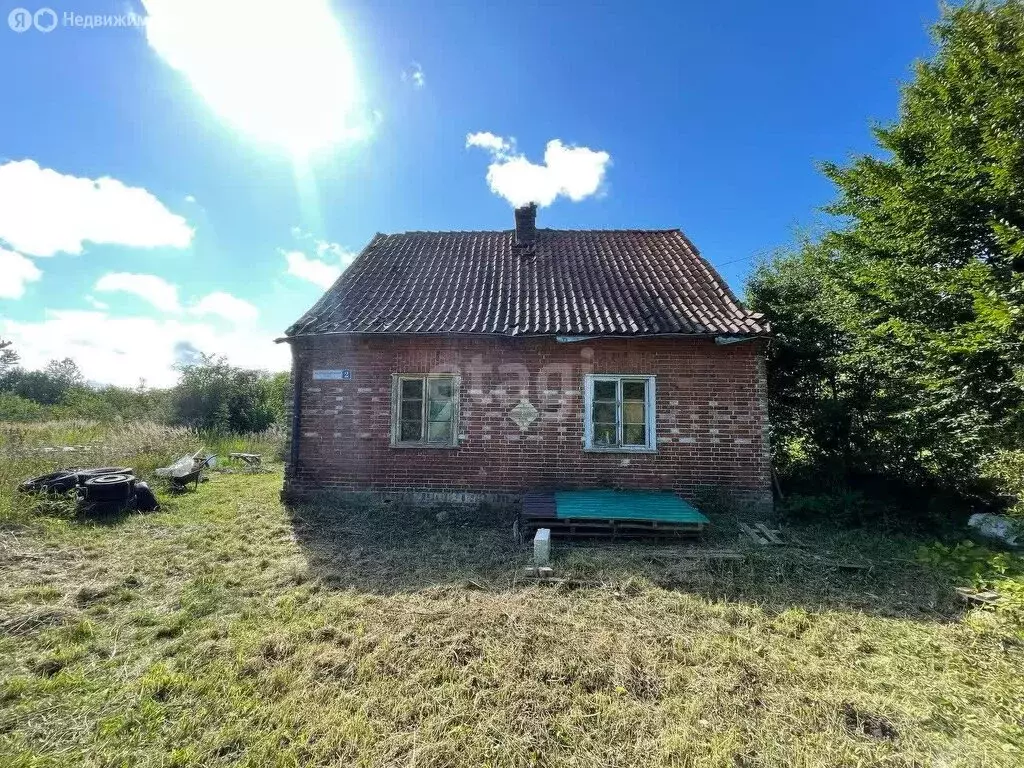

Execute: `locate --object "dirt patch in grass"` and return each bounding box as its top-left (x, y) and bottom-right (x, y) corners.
top-left (288, 489), bottom-right (964, 625)
top-left (289, 493), bottom-right (522, 594)
top-left (843, 702), bottom-right (900, 741)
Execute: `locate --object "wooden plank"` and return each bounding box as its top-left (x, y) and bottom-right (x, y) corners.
top-left (738, 522), bottom-right (768, 545)
top-left (520, 506), bottom-right (706, 540)
top-left (521, 519), bottom-right (705, 534)
top-left (521, 492), bottom-right (558, 521)
top-left (538, 529), bottom-right (703, 540)
top-left (755, 523), bottom-right (784, 545)
top-left (522, 489), bottom-right (709, 543)
top-left (520, 528), bottom-right (704, 536)
top-left (810, 555), bottom-right (872, 571)
top-left (955, 587), bottom-right (1003, 605)
top-left (531, 523), bottom-right (706, 534)
top-left (525, 528), bottom-right (704, 540)
top-left (674, 548), bottom-right (745, 561)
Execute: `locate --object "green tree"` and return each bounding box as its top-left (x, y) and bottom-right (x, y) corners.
top-left (749, 1), bottom-right (1024, 515)
top-left (168, 355), bottom-right (279, 433)
top-left (57, 384), bottom-right (168, 422)
top-left (0, 339), bottom-right (17, 376)
top-left (5, 358), bottom-right (86, 405)
top-left (266, 371), bottom-right (291, 426)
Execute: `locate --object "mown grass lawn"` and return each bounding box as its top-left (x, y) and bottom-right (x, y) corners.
top-left (1, 468), bottom-right (1023, 767)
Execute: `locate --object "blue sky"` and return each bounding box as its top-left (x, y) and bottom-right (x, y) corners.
top-left (0, 0), bottom-right (943, 386)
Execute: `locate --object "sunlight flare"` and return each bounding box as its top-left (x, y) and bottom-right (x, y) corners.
top-left (143, 0), bottom-right (368, 155)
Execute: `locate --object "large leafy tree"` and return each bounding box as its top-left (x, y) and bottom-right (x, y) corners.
top-left (750, 1), bottom-right (1024, 506)
top-left (169, 355), bottom-right (281, 433)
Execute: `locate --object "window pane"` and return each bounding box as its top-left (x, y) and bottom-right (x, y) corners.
top-left (428, 399), bottom-right (453, 421)
top-left (427, 420), bottom-right (452, 443)
top-left (397, 375), bottom-right (457, 445)
top-left (400, 400), bottom-right (422, 422)
top-left (400, 420), bottom-right (422, 442)
top-left (622, 381), bottom-right (646, 401)
top-left (428, 378), bottom-right (453, 399)
top-left (593, 380), bottom-right (617, 400)
top-left (401, 379), bottom-right (424, 399)
top-left (623, 401), bottom-right (645, 425)
top-left (593, 423), bottom-right (616, 446)
top-left (592, 402), bottom-right (616, 424)
top-left (623, 423), bottom-right (646, 446)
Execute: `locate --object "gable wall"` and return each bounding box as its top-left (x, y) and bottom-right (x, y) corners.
top-left (284, 335), bottom-right (771, 510)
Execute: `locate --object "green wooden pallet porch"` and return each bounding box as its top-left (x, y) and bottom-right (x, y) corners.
top-left (519, 489), bottom-right (710, 540)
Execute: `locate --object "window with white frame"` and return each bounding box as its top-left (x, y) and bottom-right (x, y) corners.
top-left (391, 375), bottom-right (459, 447)
top-left (583, 375), bottom-right (656, 451)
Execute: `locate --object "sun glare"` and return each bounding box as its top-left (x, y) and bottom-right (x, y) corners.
top-left (143, 0), bottom-right (365, 156)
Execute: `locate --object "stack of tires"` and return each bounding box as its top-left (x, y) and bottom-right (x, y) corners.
top-left (18, 467), bottom-right (159, 514)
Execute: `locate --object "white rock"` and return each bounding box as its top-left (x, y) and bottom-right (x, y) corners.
top-left (968, 513), bottom-right (1022, 548)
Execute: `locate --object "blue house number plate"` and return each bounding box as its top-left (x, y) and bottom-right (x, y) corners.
top-left (312, 369), bottom-right (352, 381)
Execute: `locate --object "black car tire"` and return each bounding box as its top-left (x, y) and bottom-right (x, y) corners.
top-left (75, 467), bottom-right (133, 483)
top-left (18, 470), bottom-right (81, 495)
top-left (84, 474), bottom-right (136, 502)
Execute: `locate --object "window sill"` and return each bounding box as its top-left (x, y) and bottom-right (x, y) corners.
top-left (583, 446), bottom-right (658, 454)
top-left (390, 442), bottom-right (460, 450)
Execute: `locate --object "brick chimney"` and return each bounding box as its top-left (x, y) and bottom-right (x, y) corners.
top-left (514, 203), bottom-right (537, 246)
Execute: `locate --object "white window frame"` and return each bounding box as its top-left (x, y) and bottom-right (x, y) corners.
top-left (390, 373), bottom-right (461, 449)
top-left (583, 374), bottom-right (657, 452)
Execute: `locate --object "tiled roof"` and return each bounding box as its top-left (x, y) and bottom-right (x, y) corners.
top-left (285, 228), bottom-right (766, 338)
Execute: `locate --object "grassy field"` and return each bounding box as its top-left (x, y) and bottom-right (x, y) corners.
top-left (1, 425), bottom-right (1023, 767)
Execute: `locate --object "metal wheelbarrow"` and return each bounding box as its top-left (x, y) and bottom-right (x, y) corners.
top-left (155, 449), bottom-right (216, 491)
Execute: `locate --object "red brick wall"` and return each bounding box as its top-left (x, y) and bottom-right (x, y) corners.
top-left (285, 335), bottom-right (771, 507)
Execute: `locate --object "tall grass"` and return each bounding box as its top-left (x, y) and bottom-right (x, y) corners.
top-left (201, 425), bottom-right (287, 463)
top-left (0, 420), bottom-right (284, 519)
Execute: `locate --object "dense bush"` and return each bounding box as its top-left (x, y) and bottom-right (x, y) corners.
top-left (3, 359), bottom-right (84, 405)
top-left (167, 355), bottom-right (289, 433)
top-left (55, 386), bottom-right (170, 423)
top-left (0, 393), bottom-right (44, 421)
top-left (917, 540), bottom-right (1024, 621)
top-left (749, 1), bottom-right (1024, 524)
top-left (982, 450), bottom-right (1024, 518)
top-left (0, 341), bottom-right (290, 437)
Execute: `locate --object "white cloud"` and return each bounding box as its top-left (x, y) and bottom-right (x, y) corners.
top-left (283, 251), bottom-right (340, 288)
top-left (143, 0), bottom-right (373, 154)
top-left (466, 133), bottom-right (611, 208)
top-left (402, 62), bottom-right (425, 88)
top-left (314, 240), bottom-right (357, 263)
top-left (95, 272), bottom-right (181, 313)
top-left (466, 131), bottom-right (511, 153)
top-left (94, 276), bottom-right (258, 326)
top-left (84, 295), bottom-right (109, 311)
top-left (190, 291), bottom-right (259, 324)
top-left (0, 247), bottom-right (42, 299)
top-left (0, 160), bottom-right (193, 258)
top-left (1, 310), bottom-right (288, 388)
top-left (282, 239), bottom-right (359, 288)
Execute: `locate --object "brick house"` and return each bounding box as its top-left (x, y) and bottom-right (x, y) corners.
top-left (281, 204), bottom-right (772, 511)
